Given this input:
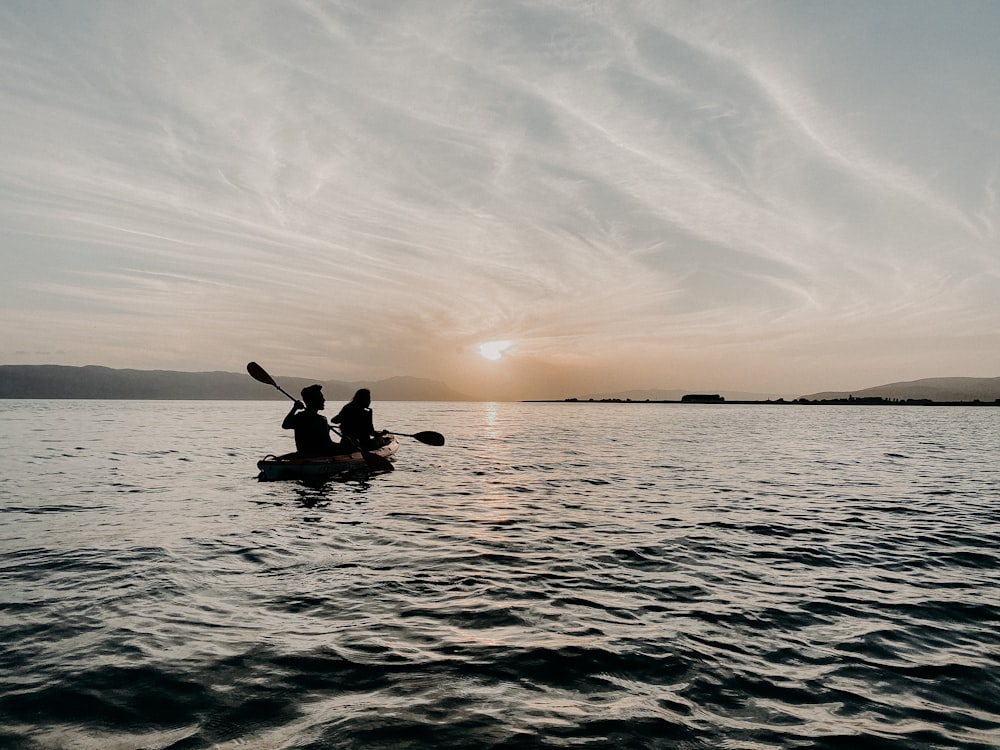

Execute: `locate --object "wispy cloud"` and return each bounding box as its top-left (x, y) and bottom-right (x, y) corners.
top-left (1, 0), bottom-right (997, 397)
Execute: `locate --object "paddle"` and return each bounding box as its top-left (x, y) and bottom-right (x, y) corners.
top-left (388, 431), bottom-right (445, 447)
top-left (331, 428), bottom-right (395, 474)
top-left (247, 361), bottom-right (297, 402)
top-left (246, 362), bottom-right (394, 473)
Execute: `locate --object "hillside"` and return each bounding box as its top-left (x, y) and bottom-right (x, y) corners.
top-left (0, 365), bottom-right (472, 401)
top-left (801, 377), bottom-right (1000, 402)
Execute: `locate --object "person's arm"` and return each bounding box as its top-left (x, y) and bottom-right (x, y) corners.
top-left (281, 400), bottom-right (304, 430)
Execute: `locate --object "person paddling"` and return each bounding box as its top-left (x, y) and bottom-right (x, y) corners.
top-left (281, 384), bottom-right (349, 456)
top-left (331, 388), bottom-right (387, 450)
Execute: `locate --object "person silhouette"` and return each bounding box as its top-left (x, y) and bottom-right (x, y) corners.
top-left (281, 384), bottom-right (348, 456)
top-left (331, 388), bottom-right (387, 450)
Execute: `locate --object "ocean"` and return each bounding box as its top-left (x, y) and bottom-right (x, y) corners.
top-left (1, 399), bottom-right (998, 749)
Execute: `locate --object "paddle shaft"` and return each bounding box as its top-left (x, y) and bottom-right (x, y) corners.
top-left (388, 430), bottom-right (445, 446)
top-left (272, 383), bottom-right (297, 402)
top-left (331, 426), bottom-right (395, 472)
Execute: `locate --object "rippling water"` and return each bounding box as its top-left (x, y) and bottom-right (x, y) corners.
top-left (1, 400), bottom-right (998, 749)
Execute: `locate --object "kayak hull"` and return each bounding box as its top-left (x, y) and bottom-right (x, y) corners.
top-left (257, 436), bottom-right (399, 481)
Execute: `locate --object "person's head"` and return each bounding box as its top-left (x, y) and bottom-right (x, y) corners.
top-left (351, 388), bottom-right (371, 408)
top-left (301, 384), bottom-right (325, 410)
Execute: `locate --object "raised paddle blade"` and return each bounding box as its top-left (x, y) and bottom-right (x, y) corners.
top-left (412, 431), bottom-right (445, 446)
top-left (388, 431), bottom-right (445, 446)
top-left (247, 361), bottom-right (297, 401)
top-left (247, 361), bottom-right (276, 386)
top-left (389, 431), bottom-right (445, 446)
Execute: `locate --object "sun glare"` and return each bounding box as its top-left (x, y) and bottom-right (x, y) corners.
top-left (478, 340), bottom-right (512, 361)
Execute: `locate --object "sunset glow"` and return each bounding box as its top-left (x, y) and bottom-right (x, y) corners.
top-left (478, 341), bottom-right (513, 361)
top-left (1, 2), bottom-right (997, 400)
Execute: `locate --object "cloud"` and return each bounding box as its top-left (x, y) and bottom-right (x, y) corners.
top-left (1, 0), bottom-right (998, 397)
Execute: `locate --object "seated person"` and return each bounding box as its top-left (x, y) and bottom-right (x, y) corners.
top-left (281, 384), bottom-right (350, 456)
top-left (331, 388), bottom-right (387, 450)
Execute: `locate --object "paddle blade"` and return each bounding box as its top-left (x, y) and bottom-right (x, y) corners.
top-left (247, 361), bottom-right (276, 387)
top-left (361, 450), bottom-right (395, 472)
top-left (412, 431), bottom-right (445, 446)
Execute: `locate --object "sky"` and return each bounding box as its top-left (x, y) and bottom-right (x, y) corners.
top-left (2, 0), bottom-right (998, 400)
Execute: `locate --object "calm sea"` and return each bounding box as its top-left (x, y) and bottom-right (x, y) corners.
top-left (1, 400), bottom-right (998, 749)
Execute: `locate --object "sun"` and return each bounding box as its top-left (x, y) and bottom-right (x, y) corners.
top-left (477, 340), bottom-right (513, 361)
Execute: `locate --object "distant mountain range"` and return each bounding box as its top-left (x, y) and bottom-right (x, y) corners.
top-left (2, 366), bottom-right (996, 403)
top-left (799, 377), bottom-right (1000, 402)
top-left (0, 365), bottom-right (473, 401)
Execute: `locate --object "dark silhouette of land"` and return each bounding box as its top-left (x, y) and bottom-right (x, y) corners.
top-left (0, 365), bottom-right (472, 401)
top-left (548, 395), bottom-right (997, 406)
top-left (539, 376), bottom-right (1000, 406)
top-left (799, 377), bottom-right (1000, 403)
top-left (2, 366), bottom-right (997, 405)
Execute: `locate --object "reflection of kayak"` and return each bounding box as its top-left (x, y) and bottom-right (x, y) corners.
top-left (257, 436), bottom-right (399, 481)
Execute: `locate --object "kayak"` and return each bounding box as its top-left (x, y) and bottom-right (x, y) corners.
top-left (257, 435), bottom-right (399, 481)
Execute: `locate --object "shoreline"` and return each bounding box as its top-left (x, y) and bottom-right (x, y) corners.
top-left (525, 398), bottom-right (1000, 407)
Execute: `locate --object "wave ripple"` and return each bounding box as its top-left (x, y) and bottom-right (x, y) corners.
top-left (1, 401), bottom-right (998, 748)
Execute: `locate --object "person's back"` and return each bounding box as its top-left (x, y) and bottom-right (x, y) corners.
top-left (281, 384), bottom-right (346, 456)
top-left (332, 388), bottom-right (384, 449)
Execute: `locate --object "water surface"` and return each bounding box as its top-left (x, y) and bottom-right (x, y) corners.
top-left (1, 400), bottom-right (998, 748)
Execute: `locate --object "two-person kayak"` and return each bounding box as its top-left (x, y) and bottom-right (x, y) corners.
top-left (257, 434), bottom-right (400, 481)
